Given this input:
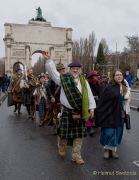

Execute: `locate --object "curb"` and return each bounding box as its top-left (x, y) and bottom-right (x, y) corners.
top-left (130, 105), bottom-right (139, 111)
top-left (130, 89), bottom-right (139, 111)
top-left (131, 89), bottom-right (139, 93)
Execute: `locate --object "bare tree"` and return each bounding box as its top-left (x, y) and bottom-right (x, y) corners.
top-left (72, 31), bottom-right (97, 73)
top-left (125, 35), bottom-right (139, 73)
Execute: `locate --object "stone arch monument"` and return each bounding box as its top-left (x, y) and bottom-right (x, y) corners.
top-left (3, 7), bottom-right (73, 74)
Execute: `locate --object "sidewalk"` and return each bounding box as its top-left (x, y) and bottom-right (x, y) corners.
top-left (130, 88), bottom-right (139, 111)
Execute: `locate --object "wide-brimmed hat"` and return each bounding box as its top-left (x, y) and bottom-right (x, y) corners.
top-left (87, 70), bottom-right (99, 78)
top-left (68, 61), bottom-right (82, 68)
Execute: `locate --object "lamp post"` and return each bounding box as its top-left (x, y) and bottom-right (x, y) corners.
top-left (116, 42), bottom-right (119, 69)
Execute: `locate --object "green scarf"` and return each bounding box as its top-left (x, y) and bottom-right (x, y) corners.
top-left (80, 75), bottom-right (90, 121)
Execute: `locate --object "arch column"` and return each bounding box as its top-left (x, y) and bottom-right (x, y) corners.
top-left (25, 45), bottom-right (31, 67)
top-left (50, 47), bottom-right (55, 59)
top-left (66, 28), bottom-right (73, 65)
top-left (4, 37), bottom-right (12, 73)
top-left (67, 46), bottom-right (72, 65)
top-left (7, 44), bottom-right (11, 72)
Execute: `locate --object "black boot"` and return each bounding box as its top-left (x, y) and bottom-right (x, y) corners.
top-left (26, 105), bottom-right (31, 119)
top-left (87, 127), bottom-right (98, 137)
top-left (14, 104), bottom-right (17, 112)
top-left (17, 103), bottom-right (22, 115)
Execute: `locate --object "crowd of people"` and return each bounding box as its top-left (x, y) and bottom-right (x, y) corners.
top-left (0, 73), bottom-right (11, 95)
top-left (5, 52), bottom-right (131, 165)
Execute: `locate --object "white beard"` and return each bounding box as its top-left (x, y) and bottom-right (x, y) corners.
top-left (70, 71), bottom-right (79, 79)
top-left (73, 74), bottom-right (79, 79)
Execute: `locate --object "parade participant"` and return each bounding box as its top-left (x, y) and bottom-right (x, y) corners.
top-left (98, 73), bottom-right (109, 87)
top-left (51, 63), bottom-right (66, 133)
top-left (56, 63), bottom-right (66, 75)
top-left (44, 72), bottom-right (49, 84)
top-left (53, 62), bottom-right (66, 103)
top-left (33, 74), bottom-right (52, 126)
top-left (43, 52), bottom-right (96, 165)
top-left (42, 63), bottom-right (66, 129)
top-left (11, 68), bottom-right (23, 115)
top-left (96, 70), bottom-right (131, 159)
top-left (124, 69), bottom-right (133, 87)
top-left (22, 68), bottom-right (38, 120)
top-left (87, 70), bottom-right (101, 97)
top-left (1, 73), bottom-right (8, 93)
top-left (86, 70), bottom-right (103, 136)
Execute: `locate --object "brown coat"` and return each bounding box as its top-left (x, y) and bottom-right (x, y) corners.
top-left (11, 74), bottom-right (23, 103)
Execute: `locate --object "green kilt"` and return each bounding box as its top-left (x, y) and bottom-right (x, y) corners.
top-left (57, 106), bottom-right (87, 140)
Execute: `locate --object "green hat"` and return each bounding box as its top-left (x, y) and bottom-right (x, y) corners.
top-left (56, 63), bottom-right (65, 70)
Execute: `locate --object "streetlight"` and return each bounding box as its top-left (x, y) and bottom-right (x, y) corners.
top-left (116, 42), bottom-right (119, 69)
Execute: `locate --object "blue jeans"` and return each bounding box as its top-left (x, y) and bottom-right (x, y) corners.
top-left (2, 83), bottom-right (6, 92)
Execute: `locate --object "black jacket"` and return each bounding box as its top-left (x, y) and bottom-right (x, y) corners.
top-left (95, 83), bottom-right (124, 128)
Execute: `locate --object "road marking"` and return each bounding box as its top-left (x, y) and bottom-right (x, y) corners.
top-left (133, 161), bottom-right (139, 167)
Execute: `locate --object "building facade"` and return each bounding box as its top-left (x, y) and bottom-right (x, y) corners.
top-left (3, 17), bottom-right (72, 74)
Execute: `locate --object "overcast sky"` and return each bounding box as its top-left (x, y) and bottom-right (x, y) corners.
top-left (0, 0), bottom-right (139, 58)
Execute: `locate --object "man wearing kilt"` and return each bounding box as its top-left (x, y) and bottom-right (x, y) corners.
top-left (43, 52), bottom-right (96, 165)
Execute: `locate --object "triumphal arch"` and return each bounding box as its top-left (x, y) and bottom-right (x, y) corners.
top-left (3, 7), bottom-right (73, 74)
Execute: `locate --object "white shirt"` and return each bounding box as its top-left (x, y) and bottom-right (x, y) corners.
top-left (45, 59), bottom-right (96, 111)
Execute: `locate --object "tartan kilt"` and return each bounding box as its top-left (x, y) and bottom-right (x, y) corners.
top-left (38, 97), bottom-right (47, 117)
top-left (57, 107), bottom-right (87, 139)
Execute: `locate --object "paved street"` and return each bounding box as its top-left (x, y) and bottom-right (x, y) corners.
top-left (0, 97), bottom-right (139, 180)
